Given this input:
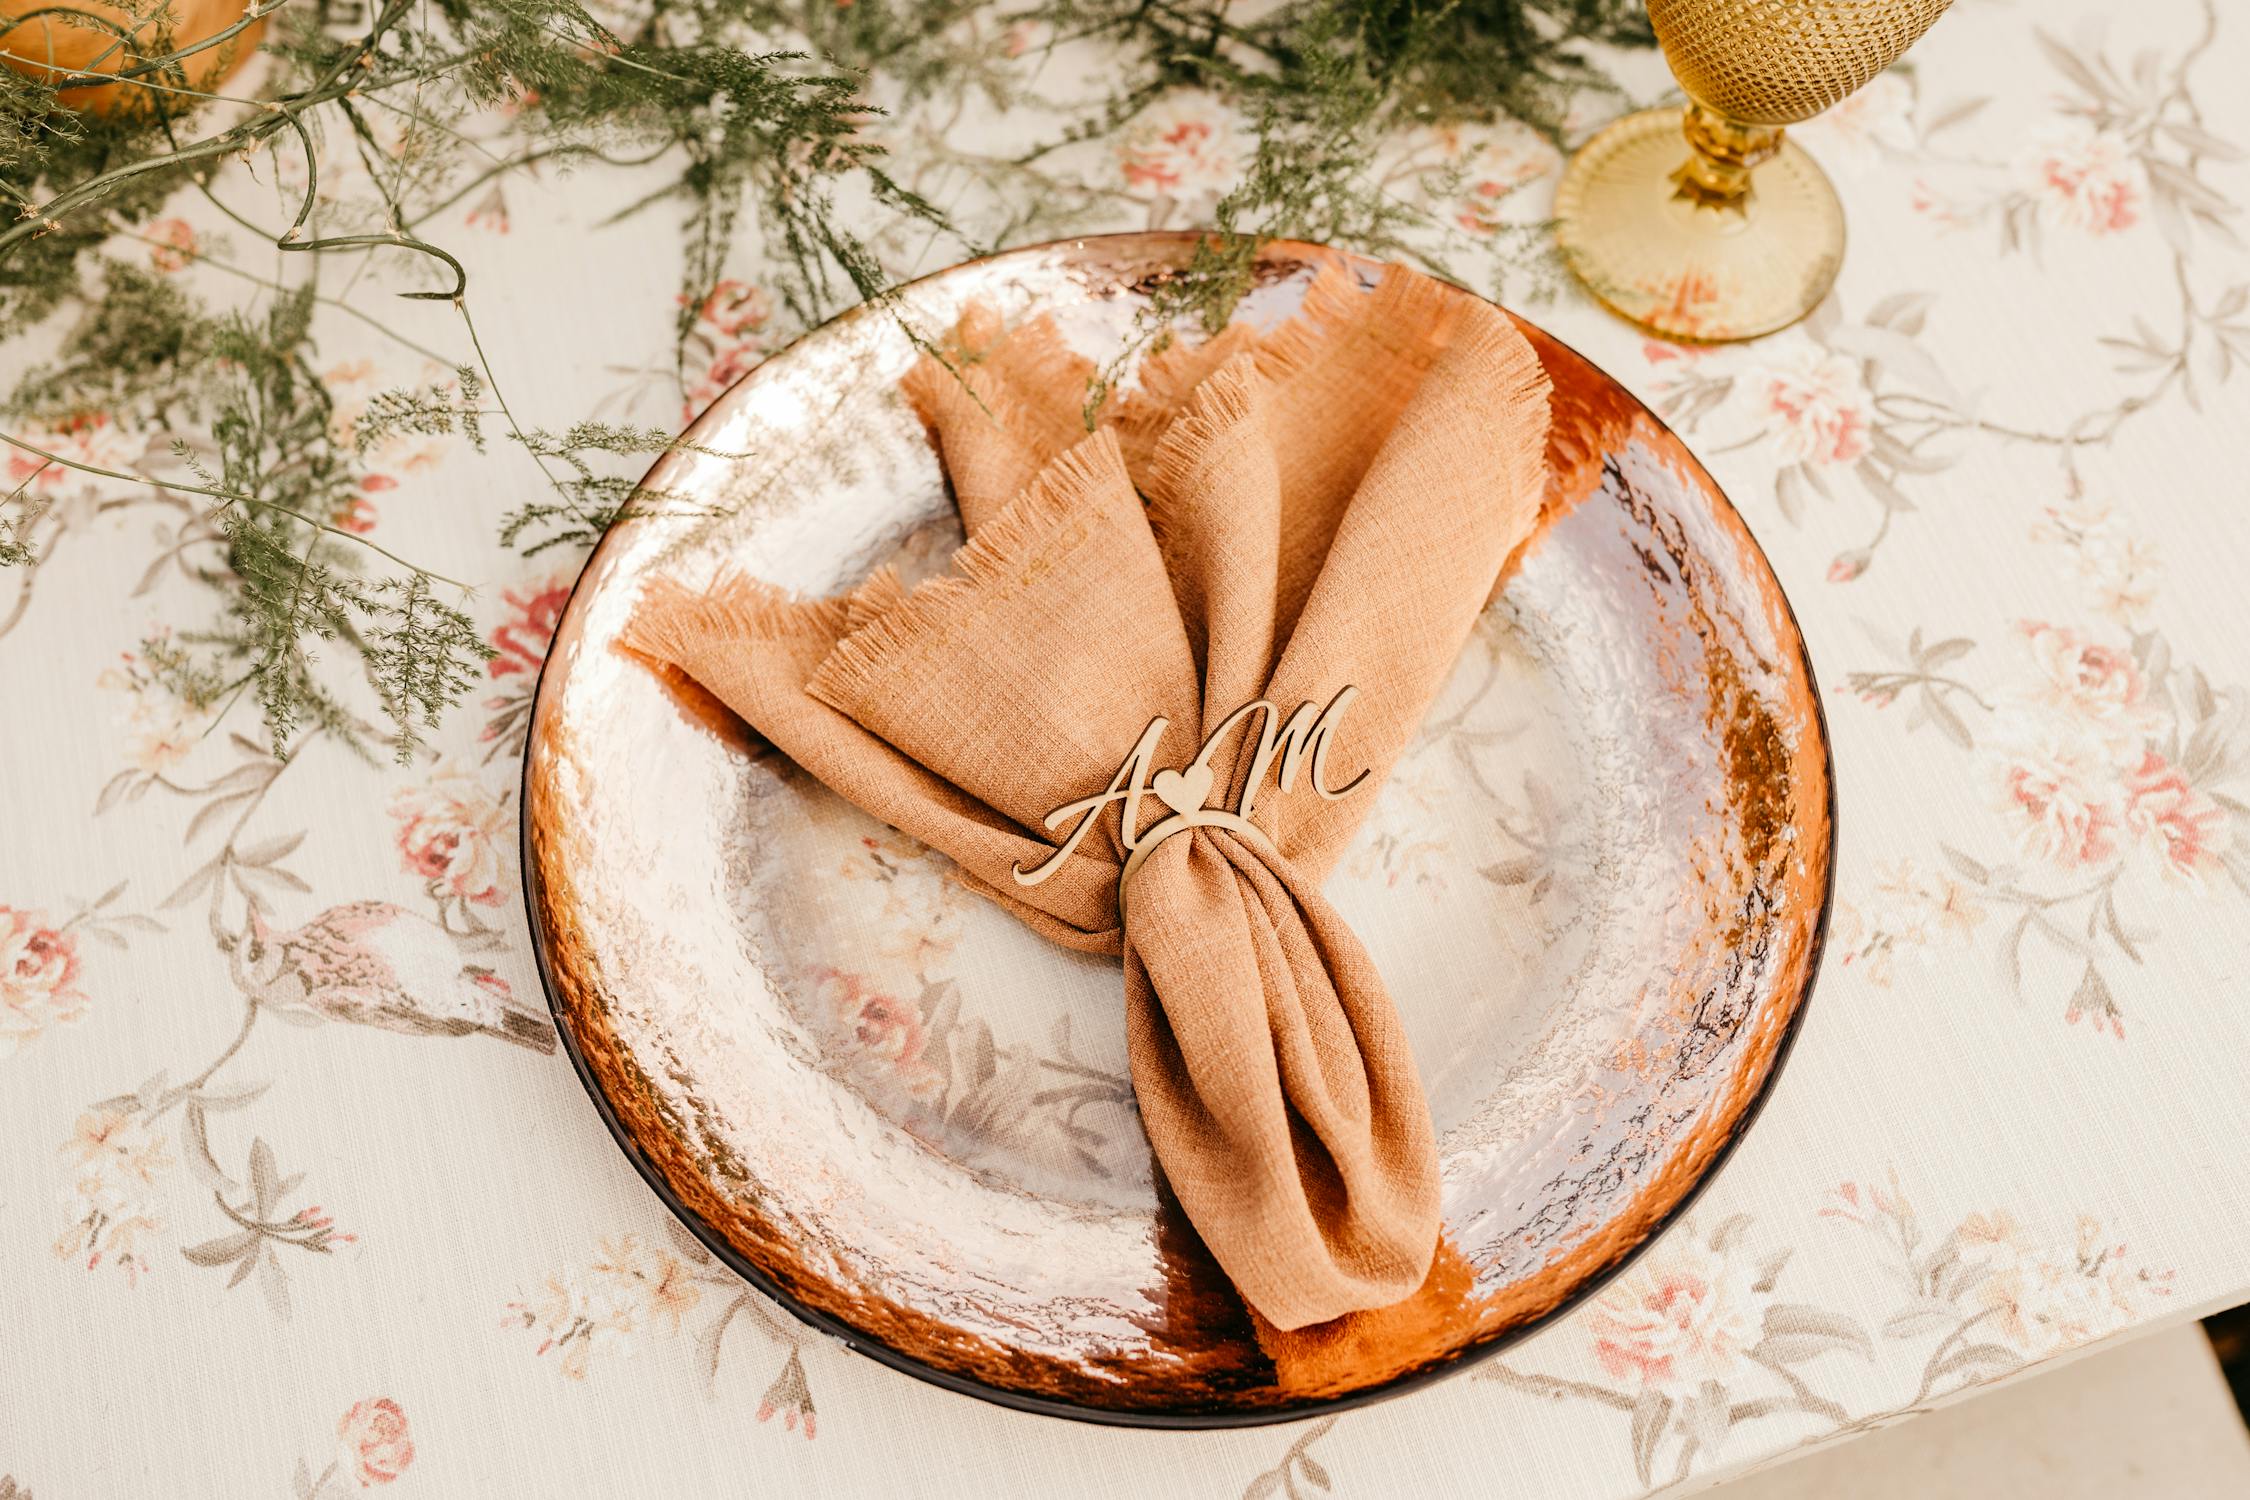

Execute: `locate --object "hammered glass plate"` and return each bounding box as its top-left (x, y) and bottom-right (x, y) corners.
top-left (523, 233), bottom-right (1834, 1426)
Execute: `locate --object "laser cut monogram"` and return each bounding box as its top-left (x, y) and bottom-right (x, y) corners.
top-left (1012, 687), bottom-right (1370, 910)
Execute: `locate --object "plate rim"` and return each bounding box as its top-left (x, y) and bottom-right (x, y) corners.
top-left (517, 230), bottom-right (1840, 1429)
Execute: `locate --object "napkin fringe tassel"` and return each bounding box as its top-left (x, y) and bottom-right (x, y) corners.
top-left (1250, 259), bottom-right (1457, 391)
top-left (1112, 322), bottom-right (1260, 471)
top-left (901, 355), bottom-right (1040, 457)
top-left (842, 565), bottom-right (910, 635)
top-left (1446, 301), bottom-right (1555, 527)
top-left (903, 310), bottom-right (1099, 450)
top-left (1140, 354), bottom-right (1259, 552)
top-left (617, 573), bottom-right (850, 671)
top-left (807, 429), bottom-right (1131, 713)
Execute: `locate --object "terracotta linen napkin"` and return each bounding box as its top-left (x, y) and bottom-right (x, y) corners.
top-left (623, 264), bottom-right (1552, 1330)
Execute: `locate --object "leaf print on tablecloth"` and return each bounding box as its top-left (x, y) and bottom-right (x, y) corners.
top-left (1486, 1178), bottom-right (2174, 1487)
top-left (179, 1135), bottom-right (356, 1320)
top-left (0, 408), bottom-right (189, 643)
top-left (1909, 6), bottom-right (2245, 434)
top-left (135, 729), bottom-right (304, 949)
top-left (1483, 1213), bottom-right (1864, 1489)
top-left (62, 714), bottom-right (546, 1312)
top-left (506, 1222), bottom-right (819, 1436)
top-left (1821, 1171), bottom-right (2173, 1429)
top-left (1643, 5), bottom-right (2244, 581)
top-left (1241, 1415), bottom-right (1337, 1500)
top-left (1837, 516), bottom-right (2248, 1029)
top-left (1916, 17), bottom-right (2238, 259)
top-left (1843, 622), bottom-right (1986, 749)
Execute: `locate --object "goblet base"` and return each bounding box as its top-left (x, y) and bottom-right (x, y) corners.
top-left (1554, 107), bottom-right (1845, 344)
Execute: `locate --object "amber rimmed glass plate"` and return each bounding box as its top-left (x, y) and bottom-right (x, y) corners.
top-left (521, 233), bottom-right (1835, 1427)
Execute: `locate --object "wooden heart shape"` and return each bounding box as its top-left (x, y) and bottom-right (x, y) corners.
top-left (1151, 763), bottom-right (1213, 818)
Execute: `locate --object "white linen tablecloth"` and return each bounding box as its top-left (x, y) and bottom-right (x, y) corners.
top-left (4, 0), bottom-right (2247, 1494)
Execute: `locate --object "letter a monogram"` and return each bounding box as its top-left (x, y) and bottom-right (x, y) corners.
top-left (1013, 686), bottom-right (1369, 916)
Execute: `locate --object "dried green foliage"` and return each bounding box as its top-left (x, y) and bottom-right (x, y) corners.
top-left (0, 0), bottom-right (1646, 755)
top-left (147, 286), bottom-right (492, 761)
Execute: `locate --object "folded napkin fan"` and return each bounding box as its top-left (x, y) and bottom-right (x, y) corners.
top-left (624, 263), bottom-right (1552, 1330)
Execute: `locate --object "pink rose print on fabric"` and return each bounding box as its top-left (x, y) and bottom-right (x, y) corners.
top-left (681, 279), bottom-right (777, 419)
top-left (388, 763), bottom-right (513, 909)
top-left (1756, 351), bottom-right (1872, 467)
top-left (328, 492), bottom-right (380, 534)
top-left (1979, 620), bottom-right (2231, 884)
top-left (1584, 1232), bottom-right (1772, 1394)
top-left (489, 579), bottom-right (571, 683)
top-left (2120, 751), bottom-right (2228, 883)
top-left (5, 410), bottom-right (139, 496)
top-left (142, 217), bottom-right (199, 271)
top-left (1117, 90), bottom-right (1242, 218)
top-left (1486, 1214), bottom-right (1865, 1488)
top-left (1412, 121), bottom-right (1558, 237)
top-left (1486, 1179), bottom-right (2173, 1489)
top-left (480, 575), bottom-right (574, 760)
top-left (0, 906), bottom-right (87, 1057)
top-left (1989, 723), bottom-right (2123, 870)
top-left (1842, 519), bottom-right (2245, 1035)
top-left (299, 1399), bottom-right (415, 1494)
top-left (2020, 128), bottom-right (2142, 236)
top-left (808, 967), bottom-right (941, 1102)
top-left (2019, 622), bottom-right (2160, 751)
top-left (337, 1399), bottom-right (415, 1486)
top-left (697, 280), bottom-right (772, 338)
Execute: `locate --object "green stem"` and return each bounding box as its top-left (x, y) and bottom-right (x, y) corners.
top-left (454, 300), bottom-right (580, 518)
top-left (106, 218), bottom-right (463, 366)
top-left (0, 0), bottom-right (412, 260)
top-left (12, 0), bottom-right (284, 87)
top-left (0, 431), bottom-right (472, 589)
top-left (406, 142), bottom-right (672, 230)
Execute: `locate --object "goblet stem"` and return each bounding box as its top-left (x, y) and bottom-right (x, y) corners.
top-left (1552, 103), bottom-right (1844, 341)
top-left (1671, 102), bottom-right (1785, 211)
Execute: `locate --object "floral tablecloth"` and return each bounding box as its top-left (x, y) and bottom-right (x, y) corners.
top-left (5, 0), bottom-right (2248, 1495)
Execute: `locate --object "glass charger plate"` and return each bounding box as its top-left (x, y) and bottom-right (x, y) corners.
top-left (522, 233), bottom-right (1835, 1427)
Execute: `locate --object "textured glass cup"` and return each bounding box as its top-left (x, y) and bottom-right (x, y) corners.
top-left (1554, 0), bottom-right (1952, 342)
